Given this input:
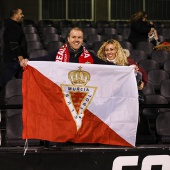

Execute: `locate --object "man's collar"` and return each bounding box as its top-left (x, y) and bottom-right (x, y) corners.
top-left (67, 43), bottom-right (83, 54)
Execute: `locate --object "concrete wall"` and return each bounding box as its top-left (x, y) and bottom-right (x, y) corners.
top-left (95, 0), bottom-right (108, 21)
top-left (1, 0), bottom-right (39, 23)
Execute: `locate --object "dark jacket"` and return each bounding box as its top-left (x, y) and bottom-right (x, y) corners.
top-left (127, 57), bottom-right (148, 86)
top-left (128, 19), bottom-right (154, 49)
top-left (3, 19), bottom-right (27, 61)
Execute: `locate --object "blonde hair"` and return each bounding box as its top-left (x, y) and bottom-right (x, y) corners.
top-left (97, 39), bottom-right (129, 66)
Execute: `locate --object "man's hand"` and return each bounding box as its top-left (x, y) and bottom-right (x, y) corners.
top-left (20, 58), bottom-right (29, 67)
top-left (18, 56), bottom-right (24, 62)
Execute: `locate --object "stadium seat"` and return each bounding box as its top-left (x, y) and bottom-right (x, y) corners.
top-left (156, 112), bottom-right (170, 143)
top-left (160, 28), bottom-right (170, 41)
top-left (138, 59), bottom-right (159, 74)
top-left (163, 59), bottom-right (170, 76)
top-left (4, 80), bottom-right (40, 146)
top-left (41, 27), bottom-right (58, 39)
top-left (148, 69), bottom-right (169, 91)
top-left (114, 21), bottom-right (129, 34)
top-left (57, 20), bottom-right (73, 34)
top-left (142, 81), bottom-right (155, 96)
top-left (120, 27), bottom-right (131, 41)
top-left (91, 41), bottom-right (104, 54)
top-left (158, 35), bottom-right (165, 43)
top-left (29, 49), bottom-right (49, 59)
top-left (130, 49), bottom-right (147, 63)
top-left (47, 41), bottom-right (64, 53)
top-left (27, 41), bottom-right (44, 55)
top-left (142, 94), bottom-right (169, 123)
top-left (151, 50), bottom-right (170, 68)
top-left (38, 19), bottom-right (54, 28)
top-left (23, 26), bottom-right (38, 34)
top-left (5, 95), bottom-right (40, 146)
top-left (95, 21), bottom-right (111, 34)
top-left (76, 21), bottom-right (93, 28)
top-left (60, 27), bottom-right (73, 42)
top-left (25, 33), bottom-right (41, 42)
top-left (154, 22), bottom-right (164, 34)
top-left (101, 28), bottom-right (117, 36)
top-left (6, 95), bottom-right (24, 146)
top-left (160, 79), bottom-right (170, 103)
top-left (108, 34), bottom-right (124, 42)
top-left (83, 27), bottom-right (98, 41)
top-left (86, 34), bottom-right (104, 49)
top-left (119, 41), bottom-right (133, 51)
top-left (5, 79), bottom-right (22, 102)
top-left (22, 19), bottom-right (35, 27)
top-left (136, 41), bottom-right (154, 58)
top-left (43, 33), bottom-right (61, 48)
top-left (136, 114), bottom-right (156, 144)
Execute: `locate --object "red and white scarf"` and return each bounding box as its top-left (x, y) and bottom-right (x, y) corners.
top-left (55, 44), bottom-right (94, 64)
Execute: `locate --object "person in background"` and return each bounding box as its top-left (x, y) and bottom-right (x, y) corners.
top-left (0, 7), bottom-right (27, 92)
top-left (97, 39), bottom-right (148, 92)
top-left (128, 10), bottom-right (159, 49)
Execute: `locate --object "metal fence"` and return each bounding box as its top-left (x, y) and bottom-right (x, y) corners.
top-left (41, 0), bottom-right (170, 21)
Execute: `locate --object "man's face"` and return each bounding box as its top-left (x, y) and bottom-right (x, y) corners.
top-left (15, 9), bottom-right (24, 23)
top-left (67, 29), bottom-right (83, 50)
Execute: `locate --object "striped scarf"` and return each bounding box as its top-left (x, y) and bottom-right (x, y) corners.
top-left (55, 44), bottom-right (94, 64)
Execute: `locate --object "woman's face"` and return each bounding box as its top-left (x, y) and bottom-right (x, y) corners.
top-left (104, 43), bottom-right (117, 60)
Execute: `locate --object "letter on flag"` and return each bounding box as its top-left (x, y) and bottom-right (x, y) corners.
top-left (22, 62), bottom-right (139, 147)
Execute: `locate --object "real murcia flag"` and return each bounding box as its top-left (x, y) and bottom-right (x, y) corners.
top-left (22, 61), bottom-right (139, 147)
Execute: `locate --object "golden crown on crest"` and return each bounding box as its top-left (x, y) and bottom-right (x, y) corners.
top-left (68, 66), bottom-right (90, 86)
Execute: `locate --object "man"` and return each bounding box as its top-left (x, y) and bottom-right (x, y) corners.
top-left (0, 8), bottom-right (27, 92)
top-left (20, 27), bottom-right (115, 148)
top-left (20, 27), bottom-right (110, 67)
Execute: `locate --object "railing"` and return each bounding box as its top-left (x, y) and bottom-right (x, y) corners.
top-left (0, 104), bottom-right (170, 109)
top-left (139, 104), bottom-right (170, 108)
top-left (0, 105), bottom-right (22, 109)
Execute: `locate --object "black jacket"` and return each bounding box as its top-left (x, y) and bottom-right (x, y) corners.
top-left (3, 19), bottom-right (27, 61)
top-left (128, 19), bottom-right (154, 49)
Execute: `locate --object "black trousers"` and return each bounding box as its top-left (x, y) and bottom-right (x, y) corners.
top-left (138, 90), bottom-right (146, 104)
top-left (0, 61), bottom-right (23, 90)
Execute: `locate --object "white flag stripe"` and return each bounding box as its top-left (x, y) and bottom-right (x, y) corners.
top-left (28, 61), bottom-right (139, 146)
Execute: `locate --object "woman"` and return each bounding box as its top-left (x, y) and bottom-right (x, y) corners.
top-left (97, 39), bottom-right (148, 90)
top-left (128, 11), bottom-right (159, 48)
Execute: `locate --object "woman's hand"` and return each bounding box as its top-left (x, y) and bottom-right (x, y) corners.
top-left (150, 28), bottom-right (155, 33)
top-left (149, 21), bottom-right (154, 25)
top-left (153, 29), bottom-right (159, 40)
top-left (138, 81), bottom-right (144, 90)
top-left (131, 64), bottom-right (139, 73)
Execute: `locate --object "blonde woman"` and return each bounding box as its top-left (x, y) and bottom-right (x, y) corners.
top-left (97, 39), bottom-right (147, 90)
